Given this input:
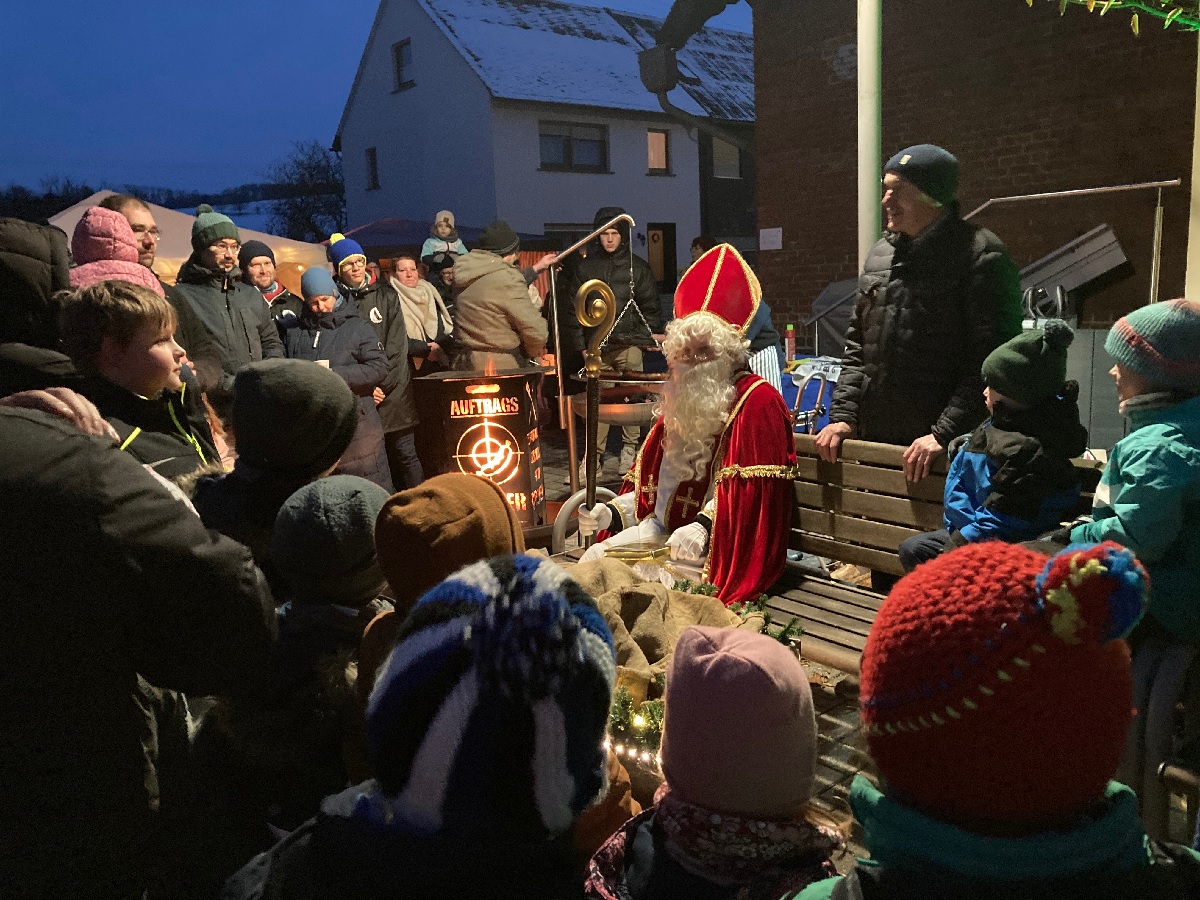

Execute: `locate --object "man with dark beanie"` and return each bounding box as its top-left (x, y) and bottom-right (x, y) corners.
top-left (239, 239), bottom-right (302, 334)
top-left (452, 220), bottom-right (548, 371)
top-left (816, 144), bottom-right (1022, 485)
top-left (173, 205), bottom-right (285, 412)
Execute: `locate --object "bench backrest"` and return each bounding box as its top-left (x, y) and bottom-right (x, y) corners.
top-left (790, 434), bottom-right (1101, 576)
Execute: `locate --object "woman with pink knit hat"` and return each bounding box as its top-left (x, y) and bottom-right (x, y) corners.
top-left (586, 626), bottom-right (842, 900)
top-left (791, 541), bottom-right (1200, 899)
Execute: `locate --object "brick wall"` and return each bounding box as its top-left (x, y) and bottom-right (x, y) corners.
top-left (753, 0), bottom-right (1197, 348)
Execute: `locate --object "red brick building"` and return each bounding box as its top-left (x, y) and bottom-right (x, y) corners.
top-left (751, 0), bottom-right (1197, 344)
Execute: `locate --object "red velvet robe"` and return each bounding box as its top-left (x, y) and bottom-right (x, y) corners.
top-left (615, 372), bottom-right (796, 606)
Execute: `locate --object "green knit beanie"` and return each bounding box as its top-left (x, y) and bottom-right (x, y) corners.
top-left (1106, 299), bottom-right (1200, 394)
top-left (192, 203), bottom-right (239, 252)
top-left (981, 319), bottom-right (1073, 407)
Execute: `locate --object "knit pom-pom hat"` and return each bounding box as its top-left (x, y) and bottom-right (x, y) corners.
top-left (328, 232), bottom-right (367, 271)
top-left (1105, 299), bottom-right (1200, 395)
top-left (981, 319), bottom-right (1074, 408)
top-left (191, 203), bottom-right (239, 252)
top-left (363, 554), bottom-right (616, 839)
top-left (861, 540), bottom-right (1147, 834)
top-left (432, 209), bottom-right (458, 240)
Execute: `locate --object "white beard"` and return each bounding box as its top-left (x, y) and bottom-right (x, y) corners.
top-left (659, 358), bottom-right (737, 483)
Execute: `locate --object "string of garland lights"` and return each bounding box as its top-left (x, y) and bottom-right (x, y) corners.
top-left (1028, 0), bottom-right (1200, 35)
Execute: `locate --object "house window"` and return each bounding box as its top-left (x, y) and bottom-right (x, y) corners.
top-left (712, 137), bottom-right (741, 179)
top-left (647, 129), bottom-right (670, 175)
top-left (366, 147), bottom-right (380, 190)
top-left (392, 39), bottom-right (414, 92)
top-left (538, 122), bottom-right (609, 173)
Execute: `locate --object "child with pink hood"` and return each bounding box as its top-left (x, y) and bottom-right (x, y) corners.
top-left (69, 206), bottom-right (166, 296)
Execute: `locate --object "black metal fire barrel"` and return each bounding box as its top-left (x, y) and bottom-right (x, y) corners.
top-left (413, 368), bottom-right (547, 528)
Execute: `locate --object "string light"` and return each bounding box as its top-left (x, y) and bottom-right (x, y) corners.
top-left (1027, 0), bottom-right (1200, 33)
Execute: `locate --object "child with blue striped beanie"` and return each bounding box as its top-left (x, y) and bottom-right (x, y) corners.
top-left (223, 554), bottom-right (617, 899)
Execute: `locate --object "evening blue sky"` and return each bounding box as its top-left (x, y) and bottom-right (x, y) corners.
top-left (1, 0), bottom-right (751, 193)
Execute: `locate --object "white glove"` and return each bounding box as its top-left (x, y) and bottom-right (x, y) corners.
top-left (667, 522), bottom-right (710, 561)
top-left (577, 503), bottom-right (613, 538)
top-left (579, 518), bottom-right (665, 562)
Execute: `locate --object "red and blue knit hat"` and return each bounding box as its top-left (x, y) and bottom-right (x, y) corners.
top-left (861, 541), bottom-right (1147, 833)
top-left (361, 554), bottom-right (616, 839)
top-left (1106, 299), bottom-right (1200, 394)
top-left (327, 232), bottom-right (367, 270)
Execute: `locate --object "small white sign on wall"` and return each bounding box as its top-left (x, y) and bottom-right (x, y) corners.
top-left (759, 227), bottom-right (783, 251)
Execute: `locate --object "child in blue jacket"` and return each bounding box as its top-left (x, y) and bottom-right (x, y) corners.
top-left (899, 319), bottom-right (1087, 571)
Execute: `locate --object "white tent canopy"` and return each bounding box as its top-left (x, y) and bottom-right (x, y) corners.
top-left (49, 190), bottom-right (329, 289)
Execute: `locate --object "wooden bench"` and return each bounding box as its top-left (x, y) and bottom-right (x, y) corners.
top-left (766, 434), bottom-right (1101, 674)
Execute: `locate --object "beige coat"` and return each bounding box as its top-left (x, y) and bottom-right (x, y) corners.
top-left (452, 249), bottom-right (547, 370)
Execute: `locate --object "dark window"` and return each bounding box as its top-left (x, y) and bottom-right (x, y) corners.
top-left (392, 39), bottom-right (414, 92)
top-left (712, 137), bottom-right (741, 179)
top-left (366, 147), bottom-right (380, 190)
top-left (647, 129), bottom-right (670, 174)
top-left (538, 122), bottom-right (608, 173)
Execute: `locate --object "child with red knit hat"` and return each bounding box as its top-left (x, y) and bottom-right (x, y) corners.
top-left (790, 541), bottom-right (1200, 899)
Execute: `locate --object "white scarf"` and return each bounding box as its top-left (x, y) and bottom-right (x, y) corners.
top-left (390, 276), bottom-right (453, 344)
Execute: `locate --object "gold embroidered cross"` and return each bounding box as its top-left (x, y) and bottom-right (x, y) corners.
top-left (676, 487), bottom-right (702, 518)
top-left (639, 474), bottom-right (658, 504)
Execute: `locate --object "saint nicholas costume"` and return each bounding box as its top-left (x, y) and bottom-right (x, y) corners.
top-left (596, 245), bottom-right (796, 606)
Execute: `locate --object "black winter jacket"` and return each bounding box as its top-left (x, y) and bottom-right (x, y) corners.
top-left (338, 275), bottom-right (418, 433)
top-left (0, 407), bottom-right (274, 899)
top-left (283, 304), bottom-right (393, 492)
top-left (162, 277), bottom-right (224, 393)
top-left (561, 209), bottom-right (660, 354)
top-left (173, 256), bottom-right (285, 397)
top-left (830, 210), bottom-right (1022, 447)
top-left (80, 374), bottom-right (218, 480)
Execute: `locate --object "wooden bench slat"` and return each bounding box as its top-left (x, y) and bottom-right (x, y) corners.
top-left (775, 616), bottom-right (869, 651)
top-left (777, 589), bottom-right (879, 627)
top-left (790, 531), bottom-right (907, 576)
top-left (776, 572), bottom-right (886, 612)
top-left (840, 465), bottom-right (946, 502)
top-left (796, 509), bottom-right (920, 552)
top-left (793, 635), bottom-right (863, 674)
top-left (794, 481), bottom-right (944, 530)
top-left (767, 591), bottom-right (875, 632)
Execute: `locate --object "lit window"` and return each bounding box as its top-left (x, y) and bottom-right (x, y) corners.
top-left (647, 129), bottom-right (670, 174)
top-left (712, 137), bottom-right (741, 179)
top-left (538, 122), bottom-right (609, 173)
top-left (366, 147), bottom-right (380, 190)
top-left (392, 40), bottom-right (414, 92)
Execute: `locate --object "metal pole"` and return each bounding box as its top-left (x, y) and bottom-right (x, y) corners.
top-left (857, 0), bottom-right (882, 269)
top-left (1151, 186), bottom-right (1165, 304)
top-left (551, 214), bottom-right (636, 267)
top-left (548, 269), bottom-right (580, 495)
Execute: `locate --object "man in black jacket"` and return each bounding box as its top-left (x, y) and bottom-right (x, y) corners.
top-left (815, 144), bottom-right (1022, 482)
top-left (562, 206), bottom-right (661, 475)
top-left (172, 206), bottom-right (285, 414)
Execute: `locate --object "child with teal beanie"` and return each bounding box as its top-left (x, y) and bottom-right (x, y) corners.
top-left (1069, 299), bottom-right (1200, 644)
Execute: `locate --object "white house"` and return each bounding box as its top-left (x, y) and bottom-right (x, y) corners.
top-left (333, 0), bottom-right (753, 279)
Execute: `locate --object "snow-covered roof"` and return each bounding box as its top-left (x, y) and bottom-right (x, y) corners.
top-left (336, 0), bottom-right (752, 145)
top-left (420, 0), bottom-right (752, 119)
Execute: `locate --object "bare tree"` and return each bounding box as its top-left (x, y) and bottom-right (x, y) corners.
top-left (265, 141), bottom-right (345, 242)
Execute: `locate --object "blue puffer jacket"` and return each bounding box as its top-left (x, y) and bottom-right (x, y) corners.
top-left (283, 303), bottom-right (393, 492)
top-left (942, 390), bottom-right (1087, 548)
top-left (1071, 393), bottom-right (1200, 641)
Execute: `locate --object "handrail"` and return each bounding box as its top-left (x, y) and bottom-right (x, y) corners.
top-left (962, 178), bottom-right (1180, 220)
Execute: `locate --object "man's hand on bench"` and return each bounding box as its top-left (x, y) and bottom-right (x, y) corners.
top-left (903, 433), bottom-right (945, 483)
top-left (815, 421), bottom-right (855, 463)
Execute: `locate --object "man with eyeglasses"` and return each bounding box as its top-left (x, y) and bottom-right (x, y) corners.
top-left (173, 205), bottom-right (284, 414)
top-left (98, 193), bottom-right (223, 392)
